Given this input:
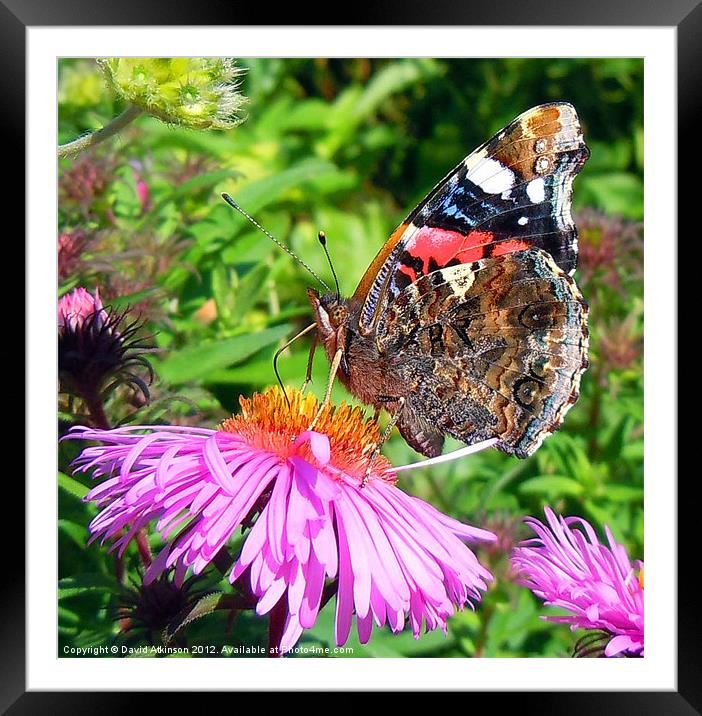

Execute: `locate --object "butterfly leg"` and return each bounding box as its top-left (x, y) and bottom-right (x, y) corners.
top-left (300, 333), bottom-right (318, 395)
top-left (371, 395), bottom-right (400, 423)
top-left (273, 323), bottom-right (317, 406)
top-left (361, 397), bottom-right (406, 488)
top-left (307, 347), bottom-right (343, 432)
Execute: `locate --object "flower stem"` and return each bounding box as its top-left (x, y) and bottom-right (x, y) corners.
top-left (83, 390), bottom-right (111, 431)
top-left (58, 104), bottom-right (142, 158)
top-left (473, 602), bottom-right (495, 657)
top-left (135, 530), bottom-right (152, 567)
top-left (115, 556), bottom-right (125, 585)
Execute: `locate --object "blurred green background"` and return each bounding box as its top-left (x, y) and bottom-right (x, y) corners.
top-left (58, 58), bottom-right (643, 658)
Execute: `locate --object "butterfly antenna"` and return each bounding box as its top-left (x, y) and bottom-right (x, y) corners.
top-left (221, 193), bottom-right (331, 292)
top-left (318, 231), bottom-right (341, 301)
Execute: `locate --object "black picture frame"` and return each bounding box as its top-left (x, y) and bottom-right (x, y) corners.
top-left (8, 0), bottom-right (687, 710)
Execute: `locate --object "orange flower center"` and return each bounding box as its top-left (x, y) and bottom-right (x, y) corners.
top-left (219, 387), bottom-right (396, 485)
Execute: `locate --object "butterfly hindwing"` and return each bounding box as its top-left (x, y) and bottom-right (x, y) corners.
top-left (375, 249), bottom-right (589, 457)
top-left (354, 103), bottom-right (589, 336)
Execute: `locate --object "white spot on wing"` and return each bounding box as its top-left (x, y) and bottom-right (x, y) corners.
top-left (466, 156), bottom-right (515, 195)
top-left (526, 178), bottom-right (546, 203)
top-left (518, 216), bottom-right (529, 226)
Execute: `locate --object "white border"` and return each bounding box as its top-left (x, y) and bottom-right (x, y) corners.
top-left (29, 27), bottom-right (676, 691)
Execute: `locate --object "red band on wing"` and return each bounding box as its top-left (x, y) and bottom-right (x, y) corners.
top-left (404, 227), bottom-right (496, 274)
top-left (492, 239), bottom-right (530, 256)
top-left (354, 223), bottom-right (533, 319)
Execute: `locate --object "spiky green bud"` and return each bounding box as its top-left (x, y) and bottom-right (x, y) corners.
top-left (97, 58), bottom-right (247, 130)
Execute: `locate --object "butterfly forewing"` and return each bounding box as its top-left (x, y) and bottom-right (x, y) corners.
top-left (354, 103), bottom-right (589, 336)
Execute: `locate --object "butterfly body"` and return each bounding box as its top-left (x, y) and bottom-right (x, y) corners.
top-left (308, 102), bottom-right (590, 459)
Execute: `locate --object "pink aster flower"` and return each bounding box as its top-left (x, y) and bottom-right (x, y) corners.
top-left (68, 388), bottom-right (495, 654)
top-left (58, 287), bottom-right (154, 418)
top-left (511, 506), bottom-right (643, 657)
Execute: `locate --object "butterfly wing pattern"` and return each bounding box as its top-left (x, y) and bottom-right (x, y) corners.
top-left (352, 103), bottom-right (590, 458)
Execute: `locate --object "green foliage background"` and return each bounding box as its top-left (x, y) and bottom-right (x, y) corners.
top-left (58, 58), bottom-right (643, 658)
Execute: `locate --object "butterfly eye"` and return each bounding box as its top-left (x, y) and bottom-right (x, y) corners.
top-left (330, 305), bottom-right (348, 327)
top-left (514, 378), bottom-right (540, 409)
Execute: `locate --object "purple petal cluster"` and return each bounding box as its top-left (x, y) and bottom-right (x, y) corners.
top-left (512, 507), bottom-right (643, 657)
top-left (70, 420), bottom-right (495, 653)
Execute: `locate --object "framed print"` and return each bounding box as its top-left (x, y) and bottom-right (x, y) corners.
top-left (7, 0), bottom-right (690, 710)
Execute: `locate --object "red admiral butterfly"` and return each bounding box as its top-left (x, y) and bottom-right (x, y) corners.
top-left (226, 102), bottom-right (590, 464)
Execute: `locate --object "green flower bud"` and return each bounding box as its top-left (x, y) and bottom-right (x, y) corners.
top-left (97, 58), bottom-right (247, 130)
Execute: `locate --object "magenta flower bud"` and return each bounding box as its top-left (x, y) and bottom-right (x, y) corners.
top-left (58, 287), bottom-right (153, 410)
top-left (136, 178), bottom-right (149, 212)
top-left (58, 286), bottom-right (108, 333)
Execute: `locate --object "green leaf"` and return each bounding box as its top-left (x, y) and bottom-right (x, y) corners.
top-left (582, 140), bottom-right (632, 173)
top-left (58, 471), bottom-right (90, 500)
top-left (164, 592), bottom-right (223, 643)
top-left (59, 573), bottom-right (119, 600)
top-left (144, 169), bottom-right (244, 224)
top-left (486, 591), bottom-right (539, 654)
top-left (223, 159), bottom-right (339, 218)
top-left (519, 475), bottom-right (585, 497)
top-left (634, 125), bottom-right (644, 171)
top-left (105, 287), bottom-right (161, 310)
top-left (59, 519), bottom-right (88, 547)
top-left (319, 59), bottom-right (441, 158)
top-left (277, 98), bottom-right (330, 131)
top-left (227, 262), bottom-right (273, 327)
top-left (153, 324), bottom-right (290, 384)
top-left (141, 117), bottom-right (235, 156)
top-left (605, 485), bottom-right (644, 502)
top-left (585, 500), bottom-right (615, 530)
top-left (577, 172), bottom-right (643, 220)
top-left (59, 605), bottom-right (81, 627)
top-left (111, 166), bottom-right (142, 219)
